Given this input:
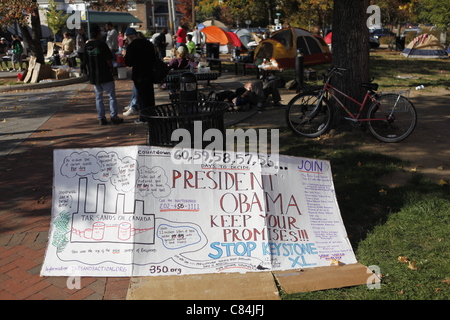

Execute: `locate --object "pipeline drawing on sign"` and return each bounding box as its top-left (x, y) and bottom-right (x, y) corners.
top-left (69, 177), bottom-right (156, 245)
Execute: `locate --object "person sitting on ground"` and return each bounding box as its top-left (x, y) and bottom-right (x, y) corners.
top-left (229, 80), bottom-right (283, 111)
top-left (168, 46), bottom-right (191, 70)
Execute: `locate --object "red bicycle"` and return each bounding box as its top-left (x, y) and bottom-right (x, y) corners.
top-left (285, 67), bottom-right (417, 142)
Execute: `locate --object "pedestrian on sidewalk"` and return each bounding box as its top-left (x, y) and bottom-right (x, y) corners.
top-left (124, 27), bottom-right (157, 124)
top-left (84, 24), bottom-right (123, 125)
top-left (10, 35), bottom-right (23, 72)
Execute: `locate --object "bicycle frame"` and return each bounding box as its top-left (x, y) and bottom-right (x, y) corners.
top-left (320, 82), bottom-right (378, 123)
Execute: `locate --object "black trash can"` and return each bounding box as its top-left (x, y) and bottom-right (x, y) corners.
top-left (395, 36), bottom-right (405, 51)
top-left (140, 101), bottom-right (231, 149)
top-left (179, 72), bottom-right (198, 102)
top-left (206, 42), bottom-right (220, 59)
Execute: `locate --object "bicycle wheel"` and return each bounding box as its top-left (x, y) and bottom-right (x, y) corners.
top-left (285, 92), bottom-right (333, 138)
top-left (367, 93), bottom-right (417, 142)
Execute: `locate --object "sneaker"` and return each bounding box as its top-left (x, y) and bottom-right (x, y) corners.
top-left (10, 69), bottom-right (16, 73)
top-left (134, 119), bottom-right (147, 125)
top-left (99, 118), bottom-right (108, 125)
top-left (123, 108), bottom-right (138, 116)
top-left (111, 117), bottom-right (124, 124)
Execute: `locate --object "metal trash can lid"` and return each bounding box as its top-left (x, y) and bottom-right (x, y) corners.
top-left (180, 72), bottom-right (197, 83)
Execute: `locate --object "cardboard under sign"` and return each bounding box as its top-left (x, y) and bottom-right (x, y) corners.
top-left (273, 263), bottom-right (380, 293)
top-left (42, 145), bottom-right (370, 292)
top-left (126, 264), bottom-right (379, 299)
top-left (127, 272), bottom-right (281, 300)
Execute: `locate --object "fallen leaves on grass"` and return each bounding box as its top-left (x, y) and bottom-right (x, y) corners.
top-left (407, 260), bottom-right (419, 270)
top-left (397, 256), bottom-right (419, 270)
top-left (438, 179), bottom-right (448, 186)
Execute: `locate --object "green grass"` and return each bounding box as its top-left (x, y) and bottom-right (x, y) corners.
top-left (280, 133), bottom-right (450, 299)
top-left (231, 122), bottom-right (450, 299)
top-left (230, 50), bottom-right (450, 298)
top-left (266, 50), bottom-right (450, 92)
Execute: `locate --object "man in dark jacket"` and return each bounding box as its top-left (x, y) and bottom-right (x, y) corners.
top-left (154, 28), bottom-right (168, 61)
top-left (84, 24), bottom-right (123, 125)
top-left (124, 28), bottom-right (156, 124)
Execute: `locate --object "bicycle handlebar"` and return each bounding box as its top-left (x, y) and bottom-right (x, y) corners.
top-left (322, 67), bottom-right (346, 83)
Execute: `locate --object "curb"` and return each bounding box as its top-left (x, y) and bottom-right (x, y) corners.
top-left (0, 75), bottom-right (88, 92)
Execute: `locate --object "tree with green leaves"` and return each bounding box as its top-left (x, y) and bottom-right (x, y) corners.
top-left (46, 0), bottom-right (69, 38)
top-left (0, 0), bottom-right (45, 64)
top-left (417, 0), bottom-right (450, 27)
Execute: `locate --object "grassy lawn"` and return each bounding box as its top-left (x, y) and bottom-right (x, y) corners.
top-left (234, 49), bottom-right (450, 299)
top-left (278, 133), bottom-right (450, 300)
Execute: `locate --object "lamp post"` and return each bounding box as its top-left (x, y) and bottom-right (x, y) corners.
top-left (83, 0), bottom-right (91, 37)
top-left (245, 20), bottom-right (251, 29)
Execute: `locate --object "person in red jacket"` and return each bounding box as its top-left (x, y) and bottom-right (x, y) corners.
top-left (176, 25), bottom-right (187, 49)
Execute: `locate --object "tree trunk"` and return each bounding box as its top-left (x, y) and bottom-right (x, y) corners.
top-left (331, 0), bottom-right (370, 118)
top-left (19, 3), bottom-right (45, 65)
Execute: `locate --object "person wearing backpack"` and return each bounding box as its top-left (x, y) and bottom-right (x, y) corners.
top-left (11, 34), bottom-right (23, 72)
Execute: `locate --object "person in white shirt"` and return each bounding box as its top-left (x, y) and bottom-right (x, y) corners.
top-left (105, 22), bottom-right (118, 55)
top-left (191, 26), bottom-right (204, 53)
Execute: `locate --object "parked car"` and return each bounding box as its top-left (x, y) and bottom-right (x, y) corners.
top-left (401, 28), bottom-right (422, 37)
top-left (370, 28), bottom-right (395, 39)
top-left (369, 36), bottom-right (380, 48)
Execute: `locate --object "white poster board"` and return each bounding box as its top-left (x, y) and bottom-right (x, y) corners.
top-left (41, 146), bottom-right (357, 277)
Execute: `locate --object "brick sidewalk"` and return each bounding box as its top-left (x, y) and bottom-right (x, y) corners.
top-left (0, 73), bottom-right (264, 299)
top-left (0, 79), bottom-right (147, 300)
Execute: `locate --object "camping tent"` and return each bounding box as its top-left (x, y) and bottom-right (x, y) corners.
top-left (254, 27), bottom-right (332, 68)
top-left (234, 28), bottom-right (253, 49)
top-left (198, 20), bottom-right (230, 32)
top-left (401, 33), bottom-right (448, 59)
top-left (201, 26), bottom-right (242, 53)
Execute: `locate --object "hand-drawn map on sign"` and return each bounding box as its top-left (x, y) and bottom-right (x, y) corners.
top-left (41, 146), bottom-right (357, 277)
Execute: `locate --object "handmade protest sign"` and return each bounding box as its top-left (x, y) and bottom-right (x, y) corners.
top-left (41, 146), bottom-right (357, 277)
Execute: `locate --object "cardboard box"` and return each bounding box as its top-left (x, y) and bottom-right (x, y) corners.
top-left (52, 67), bottom-right (70, 80)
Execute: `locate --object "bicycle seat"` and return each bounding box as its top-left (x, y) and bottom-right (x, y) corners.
top-left (362, 83), bottom-right (379, 91)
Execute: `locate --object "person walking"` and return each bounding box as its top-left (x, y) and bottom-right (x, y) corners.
top-left (84, 24), bottom-right (123, 125)
top-left (124, 27), bottom-right (156, 124)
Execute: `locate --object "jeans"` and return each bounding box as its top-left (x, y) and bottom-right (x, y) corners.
top-left (94, 81), bottom-right (118, 119)
top-left (130, 85), bottom-right (140, 110)
top-left (134, 79), bottom-right (155, 122)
